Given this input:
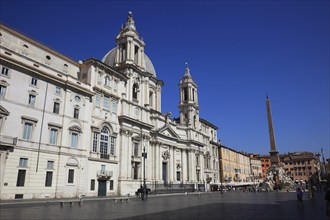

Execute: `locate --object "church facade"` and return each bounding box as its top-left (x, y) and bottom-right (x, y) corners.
top-left (0, 13), bottom-right (220, 200)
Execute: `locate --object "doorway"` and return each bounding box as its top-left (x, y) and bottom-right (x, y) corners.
top-left (162, 162), bottom-right (167, 184)
top-left (98, 180), bottom-right (107, 196)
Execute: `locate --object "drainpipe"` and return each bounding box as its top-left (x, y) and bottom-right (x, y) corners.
top-left (55, 85), bottom-right (67, 198)
top-left (36, 81), bottom-right (49, 172)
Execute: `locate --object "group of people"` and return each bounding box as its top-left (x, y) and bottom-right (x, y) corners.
top-left (296, 184), bottom-right (330, 216)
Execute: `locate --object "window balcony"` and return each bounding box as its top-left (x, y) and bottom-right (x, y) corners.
top-left (100, 154), bottom-right (110, 160)
top-left (97, 170), bottom-right (113, 180)
top-left (0, 135), bottom-right (17, 152)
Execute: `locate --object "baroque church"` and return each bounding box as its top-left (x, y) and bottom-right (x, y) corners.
top-left (0, 13), bottom-right (220, 199)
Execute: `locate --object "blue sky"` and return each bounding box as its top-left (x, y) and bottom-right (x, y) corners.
top-left (1, 1), bottom-right (329, 158)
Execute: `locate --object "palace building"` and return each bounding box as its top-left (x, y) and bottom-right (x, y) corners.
top-left (0, 13), bottom-right (220, 199)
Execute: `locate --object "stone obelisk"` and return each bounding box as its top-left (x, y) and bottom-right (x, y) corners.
top-left (266, 95), bottom-right (280, 165)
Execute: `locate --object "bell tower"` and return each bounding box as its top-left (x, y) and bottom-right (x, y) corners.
top-left (179, 63), bottom-right (199, 129)
top-left (114, 11), bottom-right (146, 70)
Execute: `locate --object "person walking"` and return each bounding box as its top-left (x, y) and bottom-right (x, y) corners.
top-left (296, 186), bottom-right (304, 208)
top-left (325, 187), bottom-right (330, 216)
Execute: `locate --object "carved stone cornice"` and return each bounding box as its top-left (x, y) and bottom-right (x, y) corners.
top-left (120, 128), bottom-right (133, 137)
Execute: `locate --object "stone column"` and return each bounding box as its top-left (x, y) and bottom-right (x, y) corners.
top-left (155, 143), bottom-right (160, 181)
top-left (172, 146), bottom-right (176, 182)
top-left (156, 87), bottom-right (161, 112)
top-left (195, 89), bottom-right (198, 104)
top-left (181, 149), bottom-right (186, 183)
top-left (127, 41), bottom-right (131, 61)
top-left (144, 78), bottom-right (149, 108)
top-left (188, 150), bottom-right (194, 181)
top-left (168, 147), bottom-right (172, 182)
top-left (116, 46), bottom-right (120, 64)
top-left (141, 50), bottom-right (145, 70)
top-left (138, 49), bottom-right (142, 66)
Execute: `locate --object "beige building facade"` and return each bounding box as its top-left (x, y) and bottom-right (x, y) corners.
top-left (250, 156), bottom-right (262, 185)
top-left (219, 145), bottom-right (252, 187)
top-left (0, 13), bottom-right (220, 200)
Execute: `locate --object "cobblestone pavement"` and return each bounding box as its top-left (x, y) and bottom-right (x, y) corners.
top-left (0, 191), bottom-right (328, 220)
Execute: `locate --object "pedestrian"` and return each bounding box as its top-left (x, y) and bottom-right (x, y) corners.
top-left (325, 187), bottom-right (330, 216)
top-left (296, 187), bottom-right (304, 208)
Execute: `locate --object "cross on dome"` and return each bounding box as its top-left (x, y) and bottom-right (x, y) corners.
top-left (124, 11), bottom-right (136, 30)
top-left (184, 62), bottom-right (191, 76)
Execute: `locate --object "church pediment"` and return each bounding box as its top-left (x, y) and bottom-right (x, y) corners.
top-left (156, 125), bottom-right (180, 140)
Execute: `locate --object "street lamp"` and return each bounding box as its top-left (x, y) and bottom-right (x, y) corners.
top-left (219, 158), bottom-right (223, 194)
top-left (141, 139), bottom-right (147, 200)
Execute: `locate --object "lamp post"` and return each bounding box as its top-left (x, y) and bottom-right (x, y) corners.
top-left (219, 158), bottom-right (223, 194)
top-left (142, 142), bottom-right (147, 200)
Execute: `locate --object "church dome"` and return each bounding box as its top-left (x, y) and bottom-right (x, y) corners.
top-left (101, 48), bottom-right (157, 77)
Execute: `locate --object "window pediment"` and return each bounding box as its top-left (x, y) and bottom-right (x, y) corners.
top-left (28, 90), bottom-right (38, 96)
top-left (21, 115), bottom-right (38, 123)
top-left (0, 80), bottom-right (9, 86)
top-left (48, 122), bottom-right (62, 129)
top-left (69, 125), bottom-right (82, 133)
top-left (0, 105), bottom-right (10, 117)
top-left (66, 158), bottom-right (79, 167)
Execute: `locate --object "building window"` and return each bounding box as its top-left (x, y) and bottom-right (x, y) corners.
top-left (103, 96), bottom-right (110, 111)
top-left (121, 43), bottom-right (126, 62)
top-left (90, 179), bottom-right (95, 190)
top-left (133, 142), bottom-right (139, 157)
top-left (0, 85), bottom-right (7, 98)
top-left (110, 180), bottom-right (114, 190)
top-left (49, 128), bottom-right (58, 145)
top-left (134, 45), bottom-right (139, 63)
top-left (55, 86), bottom-right (61, 95)
top-left (1, 67), bottom-right (9, 76)
top-left (176, 171), bottom-right (181, 181)
top-left (53, 102), bottom-right (60, 114)
top-left (45, 171), bottom-right (53, 187)
top-left (23, 122), bottom-right (33, 140)
top-left (196, 170), bottom-right (200, 181)
top-left (31, 77), bottom-right (37, 86)
top-left (110, 136), bottom-right (116, 155)
top-left (73, 107), bottom-right (79, 119)
top-left (28, 94), bottom-right (36, 107)
top-left (206, 157), bottom-right (210, 169)
top-left (133, 162), bottom-right (139, 180)
top-left (100, 127), bottom-right (109, 156)
top-left (19, 158), bottom-right (28, 167)
top-left (132, 84), bottom-right (138, 100)
top-left (95, 93), bottom-right (100, 107)
top-left (149, 91), bottom-right (153, 108)
top-left (71, 133), bottom-right (78, 148)
top-left (104, 76), bottom-right (110, 87)
top-left (68, 169), bottom-right (74, 183)
top-left (192, 88), bottom-right (195, 101)
top-left (47, 161), bottom-right (54, 169)
top-left (113, 80), bottom-right (118, 91)
top-left (112, 99), bottom-right (118, 113)
top-left (92, 132), bottom-right (98, 152)
top-left (97, 72), bottom-right (102, 84)
top-left (183, 87), bottom-right (188, 101)
top-left (16, 170), bottom-right (26, 187)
